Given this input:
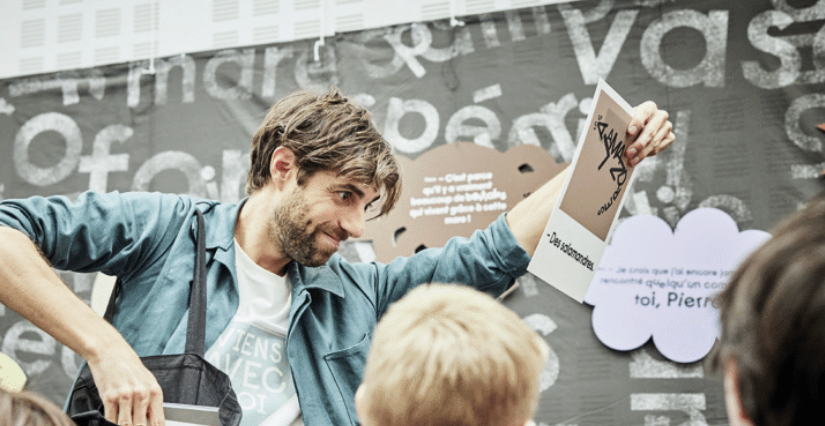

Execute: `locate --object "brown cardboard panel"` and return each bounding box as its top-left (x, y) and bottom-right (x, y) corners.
top-left (559, 92), bottom-right (634, 242)
top-left (357, 142), bottom-right (567, 263)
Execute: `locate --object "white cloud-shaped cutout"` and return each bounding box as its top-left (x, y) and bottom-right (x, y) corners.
top-left (583, 208), bottom-right (771, 363)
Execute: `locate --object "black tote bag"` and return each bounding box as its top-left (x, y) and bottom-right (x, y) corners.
top-left (66, 209), bottom-right (242, 426)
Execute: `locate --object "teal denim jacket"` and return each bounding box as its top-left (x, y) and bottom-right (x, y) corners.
top-left (0, 191), bottom-right (531, 426)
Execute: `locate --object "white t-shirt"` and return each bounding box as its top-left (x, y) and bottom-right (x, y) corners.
top-left (205, 240), bottom-right (303, 426)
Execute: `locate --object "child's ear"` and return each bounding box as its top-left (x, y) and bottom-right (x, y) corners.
top-left (355, 385), bottom-right (369, 426)
top-left (723, 359), bottom-right (755, 426)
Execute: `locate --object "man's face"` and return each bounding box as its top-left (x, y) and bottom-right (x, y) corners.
top-left (270, 170), bottom-right (380, 267)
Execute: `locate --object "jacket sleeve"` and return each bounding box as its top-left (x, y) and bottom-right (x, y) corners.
top-left (0, 191), bottom-right (193, 281)
top-left (336, 213), bottom-right (532, 318)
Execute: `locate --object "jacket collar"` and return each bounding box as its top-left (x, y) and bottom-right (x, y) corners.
top-left (198, 198), bottom-right (246, 251)
top-left (288, 259), bottom-right (345, 298)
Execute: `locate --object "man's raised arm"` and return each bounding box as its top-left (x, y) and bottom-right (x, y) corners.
top-left (506, 101), bottom-right (674, 255)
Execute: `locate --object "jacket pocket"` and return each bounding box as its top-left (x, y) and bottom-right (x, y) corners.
top-left (323, 333), bottom-right (370, 426)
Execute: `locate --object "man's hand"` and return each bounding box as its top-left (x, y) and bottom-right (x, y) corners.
top-left (507, 101), bottom-right (675, 255)
top-left (87, 345), bottom-right (165, 426)
top-left (625, 101), bottom-right (674, 167)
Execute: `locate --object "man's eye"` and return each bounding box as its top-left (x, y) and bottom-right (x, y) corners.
top-left (339, 191), bottom-right (351, 201)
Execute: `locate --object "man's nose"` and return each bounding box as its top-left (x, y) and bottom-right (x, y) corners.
top-left (341, 208), bottom-right (366, 239)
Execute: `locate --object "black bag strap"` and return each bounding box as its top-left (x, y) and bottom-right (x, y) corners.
top-left (102, 207), bottom-right (207, 356)
top-left (187, 207), bottom-right (207, 355)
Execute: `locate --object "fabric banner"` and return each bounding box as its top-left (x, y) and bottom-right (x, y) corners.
top-left (1, 0), bottom-right (823, 424)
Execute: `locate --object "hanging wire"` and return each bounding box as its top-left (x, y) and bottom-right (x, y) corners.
top-left (450, 0), bottom-right (465, 27)
top-left (313, 0), bottom-right (326, 61)
top-left (147, 0), bottom-right (157, 74)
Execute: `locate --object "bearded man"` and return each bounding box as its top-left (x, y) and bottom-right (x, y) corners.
top-left (0, 87), bottom-right (673, 426)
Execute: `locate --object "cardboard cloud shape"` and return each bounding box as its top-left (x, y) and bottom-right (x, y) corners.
top-left (584, 208), bottom-right (771, 363)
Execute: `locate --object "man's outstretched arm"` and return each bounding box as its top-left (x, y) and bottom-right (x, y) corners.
top-left (0, 226), bottom-right (165, 426)
top-left (507, 101), bottom-right (674, 255)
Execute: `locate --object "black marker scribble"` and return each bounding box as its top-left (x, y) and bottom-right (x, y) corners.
top-left (595, 115), bottom-right (628, 216)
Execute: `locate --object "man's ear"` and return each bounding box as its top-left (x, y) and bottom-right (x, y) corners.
top-left (269, 147), bottom-right (297, 186)
top-left (723, 359), bottom-right (755, 426)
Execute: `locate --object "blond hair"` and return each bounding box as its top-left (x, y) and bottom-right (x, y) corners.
top-left (0, 390), bottom-right (76, 426)
top-left (360, 284), bottom-right (548, 426)
top-left (246, 86), bottom-right (400, 218)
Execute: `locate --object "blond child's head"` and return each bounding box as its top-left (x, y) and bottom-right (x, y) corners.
top-left (356, 283), bottom-right (549, 426)
top-left (0, 389), bottom-right (76, 426)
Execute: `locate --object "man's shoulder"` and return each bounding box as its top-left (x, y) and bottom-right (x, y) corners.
top-left (106, 192), bottom-right (243, 217)
top-left (79, 190), bottom-right (188, 206)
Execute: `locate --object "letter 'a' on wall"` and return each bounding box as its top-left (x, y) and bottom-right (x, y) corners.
top-left (640, 10), bottom-right (728, 88)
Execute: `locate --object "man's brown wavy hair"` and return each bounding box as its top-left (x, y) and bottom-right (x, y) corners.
top-left (246, 87), bottom-right (400, 218)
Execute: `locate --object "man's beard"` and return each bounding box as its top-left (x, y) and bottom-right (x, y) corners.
top-left (270, 187), bottom-right (342, 267)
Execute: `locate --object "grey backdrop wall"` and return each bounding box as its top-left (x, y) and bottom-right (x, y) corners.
top-left (2, 0), bottom-right (824, 424)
